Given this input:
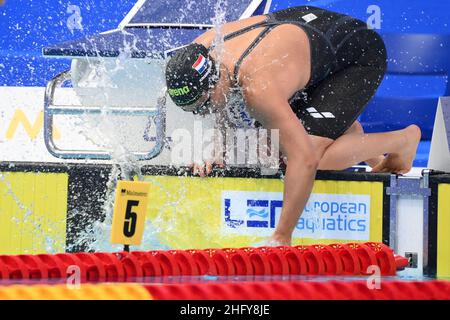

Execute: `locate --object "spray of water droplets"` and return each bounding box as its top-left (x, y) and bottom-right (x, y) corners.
top-left (65, 1), bottom-right (236, 253)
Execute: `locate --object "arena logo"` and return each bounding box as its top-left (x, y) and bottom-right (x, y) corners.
top-left (222, 191), bottom-right (371, 241)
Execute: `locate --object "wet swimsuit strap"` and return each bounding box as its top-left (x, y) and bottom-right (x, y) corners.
top-left (222, 17), bottom-right (271, 41)
top-left (232, 25), bottom-right (279, 83)
top-left (216, 15), bottom-right (320, 85)
top-left (208, 17), bottom-right (280, 83)
top-left (212, 13), bottom-right (349, 86)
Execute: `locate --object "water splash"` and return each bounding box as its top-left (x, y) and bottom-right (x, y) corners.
top-left (63, 38), bottom-right (151, 252)
top-left (211, 0), bottom-right (228, 69)
top-left (3, 1), bottom-right (247, 254)
top-left (71, 1), bottom-right (238, 252)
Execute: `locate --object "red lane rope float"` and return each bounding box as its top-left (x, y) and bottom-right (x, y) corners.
top-left (168, 250), bottom-right (199, 276)
top-left (294, 245), bottom-right (326, 275)
top-left (413, 281), bottom-right (450, 299)
top-left (257, 247), bottom-right (290, 275)
top-left (222, 248), bottom-right (253, 276)
top-left (241, 247), bottom-right (272, 275)
top-left (364, 242), bottom-right (397, 275)
top-left (327, 280), bottom-right (363, 300)
top-left (0, 257), bottom-right (8, 279)
top-left (225, 282), bottom-right (260, 299)
top-left (118, 252), bottom-right (144, 280)
top-left (73, 253), bottom-right (107, 282)
top-left (144, 280), bottom-right (450, 300)
top-left (147, 251), bottom-right (181, 277)
top-left (329, 243), bottom-right (361, 275)
top-left (346, 243), bottom-right (378, 275)
top-left (311, 245), bottom-right (343, 275)
top-left (127, 252), bottom-right (161, 278)
top-left (16, 255), bottom-right (48, 280)
top-left (203, 249), bottom-right (236, 276)
top-left (185, 249), bottom-right (217, 275)
top-left (54, 253), bottom-right (88, 282)
top-left (0, 255), bottom-right (30, 280)
top-left (288, 281), bottom-right (322, 300)
top-left (36, 254), bottom-right (66, 280)
top-left (180, 283), bottom-right (212, 300)
top-left (0, 243), bottom-right (406, 280)
top-left (92, 253), bottom-right (125, 282)
top-left (395, 255), bottom-right (409, 270)
top-left (205, 283), bottom-right (244, 300)
top-left (276, 246), bottom-right (306, 275)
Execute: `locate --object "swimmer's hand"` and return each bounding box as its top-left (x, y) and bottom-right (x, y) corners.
top-left (254, 234), bottom-right (292, 247)
top-left (269, 233), bottom-right (292, 246)
top-left (191, 159), bottom-right (224, 177)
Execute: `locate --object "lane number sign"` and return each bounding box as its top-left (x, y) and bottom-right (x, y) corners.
top-left (111, 180), bottom-right (151, 246)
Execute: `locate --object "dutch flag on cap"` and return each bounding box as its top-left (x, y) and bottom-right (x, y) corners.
top-left (192, 54), bottom-right (208, 75)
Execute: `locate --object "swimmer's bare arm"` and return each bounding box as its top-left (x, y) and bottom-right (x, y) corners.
top-left (192, 112), bottom-right (226, 177)
top-left (248, 94), bottom-right (319, 245)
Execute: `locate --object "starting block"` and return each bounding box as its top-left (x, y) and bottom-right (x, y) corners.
top-left (428, 97), bottom-right (450, 172)
top-left (42, 0), bottom-right (273, 160)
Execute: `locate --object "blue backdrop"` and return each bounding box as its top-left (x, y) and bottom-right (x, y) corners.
top-left (1, 0), bottom-right (450, 165)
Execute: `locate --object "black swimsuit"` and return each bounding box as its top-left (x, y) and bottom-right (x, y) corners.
top-left (220, 6), bottom-right (387, 140)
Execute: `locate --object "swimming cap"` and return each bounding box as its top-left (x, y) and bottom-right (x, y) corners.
top-left (165, 43), bottom-right (218, 108)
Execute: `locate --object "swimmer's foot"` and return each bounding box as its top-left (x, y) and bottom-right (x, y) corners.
top-left (371, 125), bottom-right (421, 174)
top-left (365, 155), bottom-right (385, 169)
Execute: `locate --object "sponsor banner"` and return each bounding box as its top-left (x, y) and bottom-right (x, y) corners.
top-left (222, 191), bottom-right (370, 241)
top-left (437, 184), bottom-right (450, 278)
top-left (0, 87), bottom-right (57, 163)
top-left (144, 175), bottom-right (384, 249)
top-left (0, 171), bottom-right (68, 254)
top-left (0, 165), bottom-right (385, 253)
top-left (0, 86), bottom-right (160, 163)
top-left (0, 86), bottom-right (215, 165)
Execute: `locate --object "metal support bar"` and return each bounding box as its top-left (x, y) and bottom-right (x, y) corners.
top-left (47, 105), bottom-right (158, 116)
top-left (44, 70), bottom-right (166, 160)
top-left (422, 169), bottom-right (431, 274)
top-left (387, 174), bottom-right (399, 252)
top-left (386, 174), bottom-right (432, 270)
top-left (386, 176), bottom-right (432, 197)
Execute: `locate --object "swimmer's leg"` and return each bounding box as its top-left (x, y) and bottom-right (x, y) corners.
top-left (315, 124), bottom-right (421, 174)
top-left (340, 121), bottom-right (384, 168)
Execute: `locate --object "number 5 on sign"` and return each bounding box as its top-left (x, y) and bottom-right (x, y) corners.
top-left (111, 180), bottom-right (151, 246)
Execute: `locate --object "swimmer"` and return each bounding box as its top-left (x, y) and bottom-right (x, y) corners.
top-left (165, 6), bottom-right (421, 245)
